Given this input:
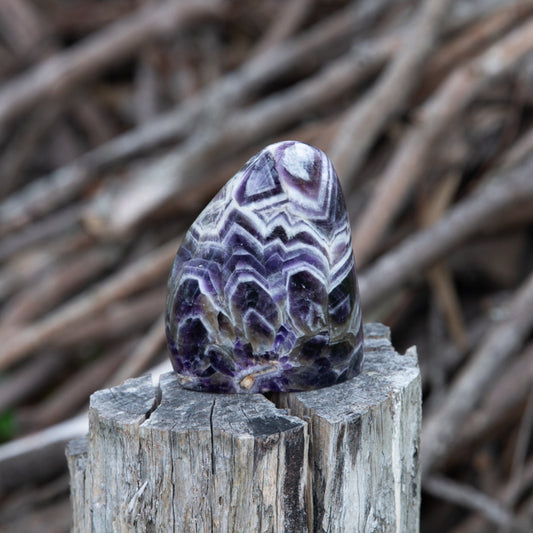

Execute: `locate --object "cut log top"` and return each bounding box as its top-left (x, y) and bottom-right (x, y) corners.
top-left (68, 323), bottom-right (421, 533)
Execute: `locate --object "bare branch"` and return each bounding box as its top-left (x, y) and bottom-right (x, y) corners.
top-left (358, 148), bottom-right (533, 311)
top-left (423, 476), bottom-right (524, 531)
top-left (421, 269), bottom-right (533, 474)
top-left (107, 313), bottom-right (166, 387)
top-left (330, 0), bottom-right (452, 189)
top-left (0, 0), bottom-right (221, 131)
top-left (0, 0), bottom-right (388, 237)
top-left (352, 16), bottom-right (533, 265)
top-left (85, 37), bottom-right (397, 236)
top-left (0, 238), bottom-right (180, 371)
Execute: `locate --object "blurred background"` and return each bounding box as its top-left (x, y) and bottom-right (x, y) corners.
top-left (0, 0), bottom-right (532, 531)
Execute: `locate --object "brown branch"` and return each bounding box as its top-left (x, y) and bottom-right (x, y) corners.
top-left (1, 246), bottom-right (119, 327)
top-left (421, 269), bottom-right (533, 475)
top-left (0, 204), bottom-right (84, 261)
top-left (420, 315), bottom-right (489, 399)
top-left (330, 0), bottom-right (452, 190)
top-left (441, 342), bottom-right (533, 457)
top-left (44, 1), bottom-right (136, 35)
top-left (107, 313), bottom-right (166, 387)
top-left (447, 459), bottom-right (533, 533)
top-left (504, 389), bottom-right (533, 510)
top-left (424, 2), bottom-right (533, 92)
top-left (423, 476), bottom-right (526, 531)
top-left (505, 457), bottom-right (533, 508)
top-left (420, 172), bottom-right (469, 351)
top-left (0, 0), bottom-right (52, 62)
top-left (0, 104), bottom-right (64, 198)
top-left (85, 36), bottom-right (398, 236)
top-left (0, 0), bottom-right (221, 132)
top-left (57, 289), bottom-right (165, 348)
top-left (0, 228), bottom-right (92, 306)
top-left (248, 0), bottom-right (312, 59)
top-left (20, 344), bottom-right (129, 431)
top-left (0, 355), bottom-right (65, 412)
top-left (447, 0), bottom-right (528, 31)
top-left (0, 0), bottom-right (117, 151)
top-left (352, 15), bottom-right (533, 266)
top-left (0, 0), bottom-right (387, 237)
top-left (0, 238), bottom-right (180, 371)
top-left (0, 414), bottom-right (87, 497)
top-left (358, 146), bottom-right (533, 311)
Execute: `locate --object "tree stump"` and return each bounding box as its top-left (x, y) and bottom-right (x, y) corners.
top-left (67, 323), bottom-right (421, 532)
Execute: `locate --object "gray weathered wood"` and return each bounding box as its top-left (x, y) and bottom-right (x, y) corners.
top-left (67, 323), bottom-right (421, 532)
top-left (279, 323), bottom-right (421, 532)
top-left (66, 436), bottom-right (88, 529)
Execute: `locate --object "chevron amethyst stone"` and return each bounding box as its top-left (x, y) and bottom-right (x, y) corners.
top-left (166, 141), bottom-right (363, 393)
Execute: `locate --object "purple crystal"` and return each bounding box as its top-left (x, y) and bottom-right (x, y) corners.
top-left (166, 141), bottom-right (363, 393)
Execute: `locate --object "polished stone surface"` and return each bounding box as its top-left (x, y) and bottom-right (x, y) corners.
top-left (166, 141), bottom-right (363, 392)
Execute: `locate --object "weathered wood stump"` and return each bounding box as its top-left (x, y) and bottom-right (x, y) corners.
top-left (67, 323), bottom-right (421, 532)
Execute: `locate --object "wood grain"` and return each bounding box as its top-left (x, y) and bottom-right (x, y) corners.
top-left (67, 323), bottom-right (421, 532)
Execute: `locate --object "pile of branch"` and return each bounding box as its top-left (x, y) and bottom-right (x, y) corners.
top-left (0, 1), bottom-right (533, 531)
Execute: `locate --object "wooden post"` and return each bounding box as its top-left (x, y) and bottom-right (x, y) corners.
top-left (67, 323), bottom-right (421, 532)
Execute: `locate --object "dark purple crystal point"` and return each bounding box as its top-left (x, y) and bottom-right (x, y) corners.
top-left (166, 141), bottom-right (363, 393)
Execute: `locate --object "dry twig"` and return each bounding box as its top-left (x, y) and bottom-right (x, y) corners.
top-left (330, 0), bottom-right (452, 189)
top-left (0, 0), bottom-right (221, 131)
top-left (420, 172), bottom-right (468, 351)
top-left (85, 36), bottom-right (398, 235)
top-left (0, 238), bottom-right (180, 370)
top-left (450, 342), bottom-right (533, 455)
top-left (0, 414), bottom-right (87, 497)
top-left (107, 313), bottom-right (166, 387)
top-left (423, 476), bottom-right (528, 532)
top-left (421, 269), bottom-right (533, 474)
top-left (358, 148), bottom-right (533, 310)
top-left (352, 15), bottom-right (533, 265)
top-left (1, 246), bottom-right (119, 327)
top-left (0, 0), bottom-right (388, 237)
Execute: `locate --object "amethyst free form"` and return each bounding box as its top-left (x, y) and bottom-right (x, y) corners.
top-left (166, 141), bottom-right (363, 393)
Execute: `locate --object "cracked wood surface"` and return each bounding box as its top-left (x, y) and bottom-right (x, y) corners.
top-left (67, 323), bottom-right (421, 532)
